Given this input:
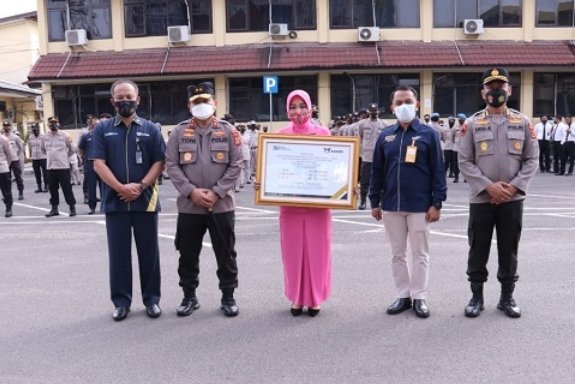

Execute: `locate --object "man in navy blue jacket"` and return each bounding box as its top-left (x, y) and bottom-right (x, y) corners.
top-left (370, 86), bottom-right (447, 318)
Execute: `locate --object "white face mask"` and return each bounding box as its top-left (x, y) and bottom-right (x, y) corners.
top-left (191, 103), bottom-right (215, 120)
top-left (394, 103), bottom-right (416, 123)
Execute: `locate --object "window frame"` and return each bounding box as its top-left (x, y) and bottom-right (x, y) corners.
top-left (433, 0), bottom-right (522, 28)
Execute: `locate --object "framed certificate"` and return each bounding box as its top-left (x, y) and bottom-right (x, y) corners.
top-left (255, 133), bottom-right (360, 209)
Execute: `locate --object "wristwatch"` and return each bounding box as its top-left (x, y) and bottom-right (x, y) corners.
top-left (139, 181), bottom-right (149, 191)
top-left (432, 201), bottom-right (442, 210)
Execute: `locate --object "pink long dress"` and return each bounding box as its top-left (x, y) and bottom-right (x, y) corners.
top-left (277, 90), bottom-right (332, 307)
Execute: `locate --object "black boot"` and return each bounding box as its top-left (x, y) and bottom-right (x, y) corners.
top-left (45, 205), bottom-right (59, 217)
top-left (35, 185), bottom-right (42, 193)
top-left (358, 195), bottom-right (367, 210)
top-left (220, 289), bottom-right (239, 317)
top-left (42, 184), bottom-right (48, 193)
top-left (497, 283), bottom-right (521, 318)
top-left (453, 176), bottom-right (459, 183)
top-left (18, 191), bottom-right (23, 200)
top-left (69, 205), bottom-right (76, 217)
top-left (5, 205), bottom-right (12, 218)
top-left (464, 282), bottom-right (484, 318)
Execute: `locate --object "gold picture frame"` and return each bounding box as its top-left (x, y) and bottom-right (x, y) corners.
top-left (255, 133), bottom-right (360, 209)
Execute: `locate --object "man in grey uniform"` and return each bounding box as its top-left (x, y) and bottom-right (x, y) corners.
top-left (458, 67), bottom-right (538, 318)
top-left (166, 82), bottom-right (243, 318)
top-left (0, 134), bottom-right (13, 217)
top-left (358, 103), bottom-right (388, 209)
top-left (2, 120), bottom-right (24, 200)
top-left (28, 123), bottom-right (49, 193)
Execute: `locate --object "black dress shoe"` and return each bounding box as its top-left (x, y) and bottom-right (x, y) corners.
top-left (177, 297), bottom-right (200, 317)
top-left (308, 307), bottom-right (321, 317)
top-left (88, 208), bottom-right (95, 215)
top-left (113, 306), bottom-right (130, 321)
top-left (69, 206), bottom-right (76, 217)
top-left (386, 298), bottom-right (412, 315)
top-left (413, 299), bottom-right (430, 318)
top-left (220, 298), bottom-right (239, 317)
top-left (290, 307), bottom-right (303, 317)
top-left (146, 304), bottom-right (162, 318)
top-left (358, 201), bottom-right (366, 210)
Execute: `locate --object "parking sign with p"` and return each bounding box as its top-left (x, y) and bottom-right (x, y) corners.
top-left (263, 76), bottom-right (278, 94)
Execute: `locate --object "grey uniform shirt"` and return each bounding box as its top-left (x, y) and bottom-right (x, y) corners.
top-left (28, 134), bottom-right (47, 160)
top-left (2, 132), bottom-right (23, 162)
top-left (359, 118), bottom-right (388, 162)
top-left (458, 108), bottom-right (539, 204)
top-left (41, 130), bottom-right (73, 170)
top-left (0, 136), bottom-right (10, 173)
top-left (166, 119), bottom-right (243, 214)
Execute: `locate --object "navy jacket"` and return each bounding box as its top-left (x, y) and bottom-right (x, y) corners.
top-left (369, 119), bottom-right (447, 212)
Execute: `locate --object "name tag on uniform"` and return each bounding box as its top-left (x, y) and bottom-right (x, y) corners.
top-left (405, 138), bottom-right (418, 163)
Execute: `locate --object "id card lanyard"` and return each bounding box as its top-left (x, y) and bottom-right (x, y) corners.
top-left (405, 138), bottom-right (417, 163)
top-left (135, 127), bottom-right (143, 165)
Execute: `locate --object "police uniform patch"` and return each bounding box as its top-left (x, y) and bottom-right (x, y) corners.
top-left (214, 131), bottom-right (225, 137)
top-left (183, 152), bottom-right (192, 161)
top-left (232, 130), bottom-right (241, 146)
top-left (216, 152), bottom-right (225, 160)
top-left (514, 141), bottom-right (522, 150)
top-left (384, 134), bottom-right (396, 142)
top-left (528, 123), bottom-right (536, 140)
top-left (480, 142), bottom-right (489, 152)
top-left (183, 128), bottom-right (195, 138)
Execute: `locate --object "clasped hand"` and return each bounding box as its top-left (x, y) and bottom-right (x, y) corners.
top-left (117, 183), bottom-right (142, 202)
top-left (486, 181), bottom-right (517, 204)
top-left (190, 188), bottom-right (219, 211)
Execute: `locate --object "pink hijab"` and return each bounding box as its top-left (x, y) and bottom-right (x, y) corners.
top-left (282, 90), bottom-right (329, 136)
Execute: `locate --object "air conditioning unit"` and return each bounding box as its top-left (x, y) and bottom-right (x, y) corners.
top-left (34, 96), bottom-right (43, 111)
top-left (65, 29), bottom-right (88, 46)
top-left (269, 23), bottom-right (289, 37)
top-left (357, 26), bottom-right (380, 42)
top-left (463, 19), bottom-right (484, 35)
top-left (168, 26), bottom-right (190, 43)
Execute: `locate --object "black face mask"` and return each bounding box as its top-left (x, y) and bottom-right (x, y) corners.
top-left (370, 112), bottom-right (378, 119)
top-left (114, 100), bottom-right (137, 118)
top-left (485, 88), bottom-right (508, 108)
top-left (449, 122), bottom-right (455, 128)
top-left (312, 112), bottom-right (318, 118)
top-left (424, 118), bottom-right (430, 123)
top-left (32, 130), bottom-right (39, 136)
top-left (49, 124), bottom-right (59, 131)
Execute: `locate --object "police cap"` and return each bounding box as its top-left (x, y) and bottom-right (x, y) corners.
top-left (482, 67), bottom-right (509, 85)
top-left (187, 82), bottom-right (215, 103)
top-left (2, 119), bottom-right (11, 126)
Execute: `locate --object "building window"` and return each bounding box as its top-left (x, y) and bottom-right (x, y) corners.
top-left (52, 80), bottom-right (209, 128)
top-left (47, 0), bottom-right (112, 42)
top-left (228, 76), bottom-right (317, 121)
top-left (226, 0), bottom-right (316, 32)
top-left (434, 0), bottom-right (522, 28)
top-left (534, 73), bottom-right (575, 117)
top-left (536, 0), bottom-right (574, 26)
top-left (433, 72), bottom-right (521, 118)
top-left (330, 74), bottom-right (420, 118)
top-left (330, 0), bottom-right (419, 29)
top-left (124, 0), bottom-right (212, 37)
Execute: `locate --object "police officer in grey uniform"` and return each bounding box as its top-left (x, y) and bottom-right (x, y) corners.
top-left (0, 134), bottom-right (13, 217)
top-left (358, 103), bottom-right (388, 209)
top-left (28, 123), bottom-right (49, 193)
top-left (166, 82), bottom-right (243, 318)
top-left (458, 67), bottom-right (538, 318)
top-left (2, 120), bottom-right (24, 200)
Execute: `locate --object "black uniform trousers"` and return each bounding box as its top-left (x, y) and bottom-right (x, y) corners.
top-left (32, 159), bottom-right (48, 188)
top-left (552, 141), bottom-right (563, 173)
top-left (443, 150), bottom-right (459, 177)
top-left (467, 200), bottom-right (522, 284)
top-left (9, 160), bottom-right (23, 193)
top-left (561, 142), bottom-right (575, 174)
top-left (105, 212), bottom-right (161, 307)
top-left (175, 211), bottom-right (238, 297)
top-left (538, 140), bottom-right (551, 171)
top-left (359, 161), bottom-right (372, 202)
top-left (83, 165), bottom-right (99, 210)
top-left (0, 172), bottom-right (12, 209)
top-left (47, 169), bottom-right (76, 206)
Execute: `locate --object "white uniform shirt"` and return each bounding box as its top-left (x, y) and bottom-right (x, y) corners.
top-left (554, 123), bottom-right (567, 143)
top-left (562, 122), bottom-right (575, 144)
top-left (535, 121), bottom-right (552, 141)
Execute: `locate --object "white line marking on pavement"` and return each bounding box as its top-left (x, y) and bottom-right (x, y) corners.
top-left (530, 193), bottom-right (575, 200)
top-left (13, 202), bottom-right (69, 216)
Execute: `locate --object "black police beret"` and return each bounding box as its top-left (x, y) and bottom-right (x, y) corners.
top-left (482, 67), bottom-right (509, 84)
top-left (187, 82), bottom-right (215, 102)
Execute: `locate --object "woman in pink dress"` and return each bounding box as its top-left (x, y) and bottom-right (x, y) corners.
top-left (276, 90), bottom-right (332, 317)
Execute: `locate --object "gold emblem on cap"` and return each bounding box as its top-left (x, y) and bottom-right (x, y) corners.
top-left (480, 142), bottom-right (488, 152)
top-left (491, 69), bottom-right (499, 76)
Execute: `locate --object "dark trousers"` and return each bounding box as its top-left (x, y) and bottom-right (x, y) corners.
top-left (561, 142), bottom-right (575, 174)
top-left (9, 161), bottom-right (23, 193)
top-left (444, 150), bottom-right (459, 177)
top-left (538, 140), bottom-right (551, 171)
top-left (47, 169), bottom-right (76, 206)
top-left (467, 200), bottom-right (523, 284)
top-left (0, 172), bottom-right (12, 209)
top-left (84, 166), bottom-right (99, 210)
top-left (32, 159), bottom-right (48, 188)
top-left (552, 141), bottom-right (562, 173)
top-left (105, 212), bottom-right (161, 307)
top-left (175, 212), bottom-right (238, 297)
top-left (359, 161), bottom-right (372, 202)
